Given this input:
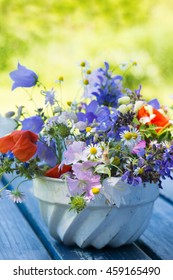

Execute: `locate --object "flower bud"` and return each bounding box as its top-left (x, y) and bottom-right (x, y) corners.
top-left (57, 123), bottom-right (70, 138)
top-left (117, 104), bottom-right (129, 114)
top-left (118, 96), bottom-right (130, 105)
top-left (5, 111), bottom-right (15, 118)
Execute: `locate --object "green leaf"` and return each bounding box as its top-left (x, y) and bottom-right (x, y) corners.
top-left (95, 164), bottom-right (111, 177)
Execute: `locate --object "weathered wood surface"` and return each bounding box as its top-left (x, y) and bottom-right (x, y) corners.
top-left (0, 175), bottom-right (173, 260)
top-left (0, 180), bottom-right (51, 260)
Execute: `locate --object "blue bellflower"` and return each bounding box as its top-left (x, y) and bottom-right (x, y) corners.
top-left (36, 140), bottom-right (57, 167)
top-left (9, 63), bottom-right (38, 90)
top-left (21, 116), bottom-right (44, 134)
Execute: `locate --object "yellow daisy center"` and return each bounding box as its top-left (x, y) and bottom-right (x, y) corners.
top-left (138, 168), bottom-right (144, 174)
top-left (83, 79), bottom-right (89, 85)
top-left (86, 69), bottom-right (91, 74)
top-left (58, 76), bottom-right (64, 82)
top-left (67, 101), bottom-right (72, 106)
top-left (124, 132), bottom-right (132, 140)
top-left (86, 126), bottom-right (92, 133)
top-left (80, 61), bottom-right (86, 67)
top-left (132, 132), bottom-right (138, 139)
top-left (90, 147), bottom-right (97, 155)
top-left (92, 188), bottom-right (100, 195)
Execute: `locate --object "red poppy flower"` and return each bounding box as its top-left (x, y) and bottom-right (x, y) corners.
top-left (45, 164), bottom-right (72, 178)
top-left (137, 105), bottom-right (170, 132)
top-left (0, 130), bottom-right (38, 162)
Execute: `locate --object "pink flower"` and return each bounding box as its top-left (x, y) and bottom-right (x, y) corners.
top-left (72, 161), bottom-right (98, 178)
top-left (62, 141), bottom-right (87, 165)
top-left (132, 140), bottom-right (146, 156)
top-left (66, 172), bottom-right (101, 201)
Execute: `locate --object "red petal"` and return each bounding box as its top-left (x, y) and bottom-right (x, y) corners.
top-left (45, 164), bottom-right (72, 178)
top-left (137, 105), bottom-right (170, 132)
top-left (44, 164), bottom-right (61, 178)
top-left (0, 134), bottom-right (15, 153)
top-left (12, 131), bottom-right (38, 162)
top-left (151, 108), bottom-right (169, 130)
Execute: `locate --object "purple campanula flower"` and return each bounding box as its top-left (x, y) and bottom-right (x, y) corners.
top-left (21, 116), bottom-right (44, 133)
top-left (36, 140), bottom-right (57, 167)
top-left (9, 63), bottom-right (38, 90)
top-left (77, 100), bottom-right (98, 125)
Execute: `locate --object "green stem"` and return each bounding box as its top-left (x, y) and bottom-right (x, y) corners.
top-left (0, 175), bottom-right (20, 193)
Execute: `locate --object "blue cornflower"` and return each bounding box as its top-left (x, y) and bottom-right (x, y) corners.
top-left (21, 116), bottom-right (44, 134)
top-left (9, 62), bottom-right (38, 90)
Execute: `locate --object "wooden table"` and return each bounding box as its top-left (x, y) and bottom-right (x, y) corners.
top-left (0, 175), bottom-right (173, 260)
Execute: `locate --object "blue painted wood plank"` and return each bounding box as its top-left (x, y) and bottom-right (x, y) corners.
top-left (160, 178), bottom-right (173, 204)
top-left (0, 182), bottom-right (51, 260)
top-left (1, 175), bottom-right (151, 260)
top-left (54, 243), bottom-right (150, 260)
top-left (139, 196), bottom-right (173, 260)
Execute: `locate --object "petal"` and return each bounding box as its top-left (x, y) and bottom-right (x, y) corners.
top-left (44, 164), bottom-right (72, 178)
top-left (151, 108), bottom-right (169, 129)
top-left (44, 164), bottom-right (61, 178)
top-left (21, 116), bottom-right (44, 133)
top-left (0, 134), bottom-right (15, 153)
top-left (12, 130), bottom-right (38, 161)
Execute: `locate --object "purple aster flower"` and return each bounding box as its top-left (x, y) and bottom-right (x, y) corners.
top-left (6, 189), bottom-right (25, 203)
top-left (21, 116), bottom-right (44, 133)
top-left (9, 62), bottom-right (38, 90)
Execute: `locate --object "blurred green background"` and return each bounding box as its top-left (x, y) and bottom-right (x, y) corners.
top-left (1, 0), bottom-right (173, 113)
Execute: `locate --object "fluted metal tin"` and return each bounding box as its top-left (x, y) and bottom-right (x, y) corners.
top-left (33, 176), bottom-right (159, 249)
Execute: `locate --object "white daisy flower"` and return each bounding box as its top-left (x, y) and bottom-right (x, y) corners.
top-left (85, 143), bottom-right (103, 160)
top-left (120, 128), bottom-right (141, 149)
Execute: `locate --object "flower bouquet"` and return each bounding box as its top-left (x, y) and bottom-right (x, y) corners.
top-left (0, 61), bottom-right (172, 248)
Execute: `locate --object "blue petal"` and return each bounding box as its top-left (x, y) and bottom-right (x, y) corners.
top-left (148, 98), bottom-right (160, 109)
top-left (21, 116), bottom-right (44, 133)
top-left (36, 141), bottom-right (57, 167)
top-left (9, 63), bottom-right (38, 90)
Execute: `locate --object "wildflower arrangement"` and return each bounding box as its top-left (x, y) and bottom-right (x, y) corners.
top-left (0, 61), bottom-right (173, 212)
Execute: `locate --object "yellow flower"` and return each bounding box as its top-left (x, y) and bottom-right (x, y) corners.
top-left (92, 188), bottom-right (100, 195)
